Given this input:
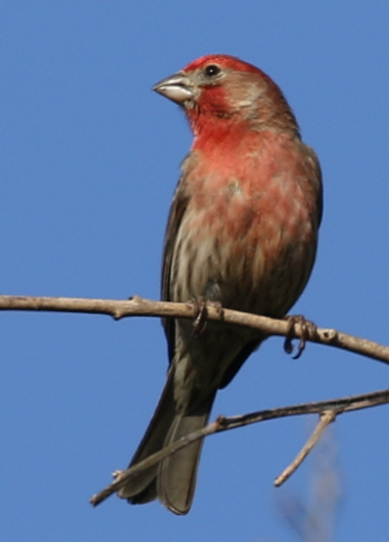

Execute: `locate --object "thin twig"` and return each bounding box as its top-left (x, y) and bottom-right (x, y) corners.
top-left (89, 388), bottom-right (389, 506)
top-left (1, 294), bottom-right (389, 365)
top-left (274, 410), bottom-right (336, 487)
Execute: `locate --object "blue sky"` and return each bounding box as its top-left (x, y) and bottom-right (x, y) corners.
top-left (1, 1), bottom-right (389, 540)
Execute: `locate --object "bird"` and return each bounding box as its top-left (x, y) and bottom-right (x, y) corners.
top-left (117, 54), bottom-right (323, 514)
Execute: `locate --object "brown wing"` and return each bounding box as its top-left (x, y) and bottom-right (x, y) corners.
top-left (160, 176), bottom-right (189, 364)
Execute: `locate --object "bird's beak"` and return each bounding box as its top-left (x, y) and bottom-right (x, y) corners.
top-left (153, 72), bottom-right (195, 104)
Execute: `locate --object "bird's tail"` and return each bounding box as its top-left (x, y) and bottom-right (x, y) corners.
top-left (117, 367), bottom-right (215, 515)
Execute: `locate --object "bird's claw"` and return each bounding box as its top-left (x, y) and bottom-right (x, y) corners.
top-left (284, 315), bottom-right (317, 359)
top-left (191, 298), bottom-right (224, 337)
top-left (191, 297), bottom-right (208, 337)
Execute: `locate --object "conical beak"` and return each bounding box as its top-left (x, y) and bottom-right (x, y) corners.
top-left (153, 72), bottom-right (195, 104)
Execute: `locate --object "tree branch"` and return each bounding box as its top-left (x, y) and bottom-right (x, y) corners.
top-left (274, 410), bottom-right (336, 487)
top-left (89, 388), bottom-right (389, 506)
top-left (1, 294), bottom-right (389, 364)
top-left (2, 294), bottom-right (389, 504)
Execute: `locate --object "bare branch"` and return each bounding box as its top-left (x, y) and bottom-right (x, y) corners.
top-left (1, 294), bottom-right (389, 365)
top-left (2, 293), bottom-right (389, 506)
top-left (89, 388), bottom-right (389, 506)
top-left (274, 410), bottom-right (336, 487)
top-left (277, 427), bottom-right (340, 542)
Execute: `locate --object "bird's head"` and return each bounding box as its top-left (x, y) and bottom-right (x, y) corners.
top-left (153, 54), bottom-right (299, 137)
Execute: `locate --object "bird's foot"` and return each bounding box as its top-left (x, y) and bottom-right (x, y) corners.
top-left (190, 297), bottom-right (208, 337)
top-left (284, 315), bottom-right (318, 359)
top-left (190, 298), bottom-right (223, 337)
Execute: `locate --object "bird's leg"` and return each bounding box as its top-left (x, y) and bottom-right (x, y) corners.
top-left (284, 315), bottom-right (318, 359)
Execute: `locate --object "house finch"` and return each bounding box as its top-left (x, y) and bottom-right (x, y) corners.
top-left (118, 54), bottom-right (323, 514)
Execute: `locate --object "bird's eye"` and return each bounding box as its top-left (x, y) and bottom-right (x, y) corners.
top-left (204, 65), bottom-right (221, 77)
